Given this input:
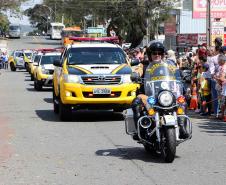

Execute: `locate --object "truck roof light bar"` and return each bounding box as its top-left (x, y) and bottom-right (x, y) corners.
top-left (69, 36), bottom-right (119, 43)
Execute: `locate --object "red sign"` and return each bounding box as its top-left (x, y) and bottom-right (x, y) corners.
top-left (193, 0), bottom-right (226, 18)
top-left (164, 23), bottom-right (177, 36)
top-left (164, 16), bottom-right (176, 36)
top-left (224, 34), bottom-right (226, 46)
top-left (177, 34), bottom-right (199, 46)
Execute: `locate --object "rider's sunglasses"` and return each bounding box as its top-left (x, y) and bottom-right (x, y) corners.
top-left (152, 51), bottom-right (164, 56)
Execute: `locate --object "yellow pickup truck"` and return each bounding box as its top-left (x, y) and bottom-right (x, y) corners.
top-left (33, 51), bottom-right (61, 91)
top-left (9, 49), bottom-right (33, 71)
top-left (53, 37), bottom-right (139, 121)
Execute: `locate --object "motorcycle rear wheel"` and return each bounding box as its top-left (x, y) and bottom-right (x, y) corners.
top-left (163, 128), bottom-right (176, 163)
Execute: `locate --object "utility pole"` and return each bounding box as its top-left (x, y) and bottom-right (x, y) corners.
top-left (206, 0), bottom-right (211, 47)
top-left (54, 1), bottom-right (56, 22)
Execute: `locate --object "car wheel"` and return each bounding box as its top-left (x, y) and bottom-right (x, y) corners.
top-left (59, 98), bottom-right (71, 121)
top-left (31, 74), bottom-right (34, 81)
top-left (53, 90), bottom-right (59, 114)
top-left (25, 63), bottom-right (29, 72)
top-left (34, 79), bottom-right (42, 91)
top-left (10, 63), bottom-right (16, 71)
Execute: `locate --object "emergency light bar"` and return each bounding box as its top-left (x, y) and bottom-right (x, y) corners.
top-left (35, 48), bottom-right (63, 53)
top-left (69, 36), bottom-right (119, 43)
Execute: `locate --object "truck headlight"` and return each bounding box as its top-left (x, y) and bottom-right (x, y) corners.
top-left (63, 74), bottom-right (80, 83)
top-left (41, 67), bottom-right (49, 74)
top-left (121, 74), bottom-right (132, 83)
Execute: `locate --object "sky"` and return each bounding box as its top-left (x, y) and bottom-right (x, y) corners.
top-left (8, 0), bottom-right (43, 25)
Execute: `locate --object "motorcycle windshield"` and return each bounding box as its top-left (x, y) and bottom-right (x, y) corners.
top-left (144, 61), bottom-right (183, 98)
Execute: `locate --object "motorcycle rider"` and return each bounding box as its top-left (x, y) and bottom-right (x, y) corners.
top-left (131, 41), bottom-right (189, 140)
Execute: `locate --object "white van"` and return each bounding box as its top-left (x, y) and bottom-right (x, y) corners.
top-left (49, 22), bottom-right (65, 40)
top-left (8, 24), bottom-right (21, 38)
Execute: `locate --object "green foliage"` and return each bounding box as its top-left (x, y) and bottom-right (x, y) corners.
top-left (24, 4), bottom-right (53, 32)
top-left (26, 0), bottom-right (177, 47)
top-left (0, 0), bottom-right (25, 10)
top-left (0, 13), bottom-right (9, 32)
top-left (0, 0), bottom-right (27, 32)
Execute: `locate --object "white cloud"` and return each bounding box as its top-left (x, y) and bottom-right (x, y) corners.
top-left (8, 0), bottom-right (43, 25)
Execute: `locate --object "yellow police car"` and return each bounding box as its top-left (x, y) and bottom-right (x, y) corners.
top-left (33, 50), bottom-right (61, 91)
top-left (29, 52), bottom-right (42, 81)
top-left (23, 50), bottom-right (33, 71)
top-left (9, 49), bottom-right (33, 71)
top-left (53, 37), bottom-right (139, 121)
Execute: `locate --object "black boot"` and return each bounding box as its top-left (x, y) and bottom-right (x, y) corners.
top-left (131, 97), bottom-right (143, 140)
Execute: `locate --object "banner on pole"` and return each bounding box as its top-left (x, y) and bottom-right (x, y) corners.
top-left (193, 0), bottom-right (226, 18)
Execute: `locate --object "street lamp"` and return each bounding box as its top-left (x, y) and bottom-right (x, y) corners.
top-left (40, 4), bottom-right (56, 22)
top-left (152, 7), bottom-right (160, 40)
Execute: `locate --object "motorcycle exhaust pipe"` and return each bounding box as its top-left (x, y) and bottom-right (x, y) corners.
top-left (138, 116), bottom-right (152, 129)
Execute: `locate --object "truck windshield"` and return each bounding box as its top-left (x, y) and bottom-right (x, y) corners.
top-left (9, 26), bottom-right (20, 31)
top-left (67, 47), bottom-right (126, 65)
top-left (24, 52), bottom-right (32, 59)
top-left (40, 55), bottom-right (60, 65)
top-left (53, 26), bottom-right (64, 30)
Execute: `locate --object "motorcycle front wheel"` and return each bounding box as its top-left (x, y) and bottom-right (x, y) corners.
top-left (163, 128), bottom-right (176, 163)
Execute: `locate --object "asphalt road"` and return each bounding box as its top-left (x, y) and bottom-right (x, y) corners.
top-left (0, 36), bottom-right (226, 185)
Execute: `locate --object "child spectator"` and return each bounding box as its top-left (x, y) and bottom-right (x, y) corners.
top-left (200, 63), bottom-right (212, 116)
top-left (189, 82), bottom-right (198, 110)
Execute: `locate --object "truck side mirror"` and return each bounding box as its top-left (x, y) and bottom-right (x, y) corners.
top-left (53, 59), bottom-right (62, 67)
top-left (130, 58), bottom-right (140, 66)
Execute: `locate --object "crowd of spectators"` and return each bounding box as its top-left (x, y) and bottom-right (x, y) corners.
top-left (0, 49), bottom-right (8, 70)
top-left (183, 39), bottom-right (226, 121)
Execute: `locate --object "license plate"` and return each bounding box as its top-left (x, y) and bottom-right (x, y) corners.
top-left (164, 115), bottom-right (176, 125)
top-left (17, 60), bottom-right (24, 65)
top-left (93, 88), bottom-right (111, 94)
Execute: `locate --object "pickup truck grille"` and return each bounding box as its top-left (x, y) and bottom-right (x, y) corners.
top-left (83, 92), bottom-right (121, 98)
top-left (48, 69), bottom-right (54, 74)
top-left (81, 75), bottom-right (121, 85)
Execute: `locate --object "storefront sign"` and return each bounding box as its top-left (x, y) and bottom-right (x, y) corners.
top-left (211, 21), bottom-right (224, 45)
top-left (177, 34), bottom-right (199, 46)
top-left (198, 34), bottom-right (207, 45)
top-left (193, 0), bottom-right (226, 18)
top-left (224, 34), bottom-right (226, 46)
top-left (177, 33), bottom-right (207, 46)
top-left (164, 16), bottom-right (177, 36)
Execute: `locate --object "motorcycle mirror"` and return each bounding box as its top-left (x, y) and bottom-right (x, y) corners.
top-left (130, 72), bottom-right (141, 83)
top-left (130, 58), bottom-right (140, 66)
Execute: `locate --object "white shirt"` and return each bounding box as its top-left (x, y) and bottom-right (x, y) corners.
top-left (209, 54), bottom-right (219, 75)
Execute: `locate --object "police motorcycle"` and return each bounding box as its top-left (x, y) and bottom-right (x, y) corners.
top-left (125, 61), bottom-right (192, 163)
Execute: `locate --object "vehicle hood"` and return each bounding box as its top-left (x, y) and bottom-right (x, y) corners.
top-left (67, 64), bottom-right (132, 75)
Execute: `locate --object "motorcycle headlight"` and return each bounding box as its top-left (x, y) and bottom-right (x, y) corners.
top-left (121, 74), bottom-right (132, 83)
top-left (158, 91), bottom-right (174, 107)
top-left (63, 74), bottom-right (80, 83)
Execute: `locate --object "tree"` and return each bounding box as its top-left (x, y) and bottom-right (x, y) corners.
top-left (0, 0), bottom-right (26, 33)
top-left (24, 4), bottom-right (53, 32)
top-left (26, 0), bottom-right (178, 47)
